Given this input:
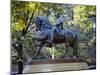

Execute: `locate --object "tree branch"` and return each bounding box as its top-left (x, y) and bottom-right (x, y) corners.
top-left (22, 10), bottom-right (34, 36)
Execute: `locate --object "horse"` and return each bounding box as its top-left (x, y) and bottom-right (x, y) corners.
top-left (32, 16), bottom-right (79, 59)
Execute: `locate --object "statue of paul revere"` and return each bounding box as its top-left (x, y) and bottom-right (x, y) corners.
top-left (32, 15), bottom-right (79, 59)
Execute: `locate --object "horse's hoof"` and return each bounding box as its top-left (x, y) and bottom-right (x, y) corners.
top-left (73, 56), bottom-right (78, 59)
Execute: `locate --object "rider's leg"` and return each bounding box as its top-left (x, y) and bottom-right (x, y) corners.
top-left (56, 27), bottom-right (61, 35)
top-left (50, 29), bottom-right (54, 43)
top-left (59, 26), bottom-right (62, 35)
top-left (45, 29), bottom-right (53, 43)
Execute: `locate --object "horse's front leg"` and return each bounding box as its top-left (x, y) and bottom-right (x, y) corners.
top-left (32, 41), bottom-right (44, 59)
top-left (62, 42), bottom-right (69, 58)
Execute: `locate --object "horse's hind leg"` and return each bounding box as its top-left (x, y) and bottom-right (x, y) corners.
top-left (72, 42), bottom-right (79, 58)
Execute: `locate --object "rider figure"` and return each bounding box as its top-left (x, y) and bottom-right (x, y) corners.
top-left (49, 15), bottom-right (66, 44)
top-left (55, 15), bottom-right (65, 35)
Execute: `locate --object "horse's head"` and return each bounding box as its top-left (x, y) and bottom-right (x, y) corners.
top-left (34, 16), bottom-right (42, 31)
top-left (34, 16), bottom-right (52, 31)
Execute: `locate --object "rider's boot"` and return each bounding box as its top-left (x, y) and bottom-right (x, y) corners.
top-left (48, 29), bottom-right (54, 47)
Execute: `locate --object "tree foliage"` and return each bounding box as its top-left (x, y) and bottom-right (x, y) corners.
top-left (11, 1), bottom-right (96, 65)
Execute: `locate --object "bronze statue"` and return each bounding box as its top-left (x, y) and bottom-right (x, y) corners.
top-left (32, 16), bottom-right (79, 59)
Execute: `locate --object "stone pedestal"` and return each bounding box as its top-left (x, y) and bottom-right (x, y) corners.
top-left (23, 58), bottom-right (88, 73)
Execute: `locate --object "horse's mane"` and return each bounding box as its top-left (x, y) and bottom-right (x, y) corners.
top-left (35, 16), bottom-right (52, 28)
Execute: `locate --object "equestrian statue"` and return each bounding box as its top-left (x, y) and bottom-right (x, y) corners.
top-left (32, 15), bottom-right (79, 59)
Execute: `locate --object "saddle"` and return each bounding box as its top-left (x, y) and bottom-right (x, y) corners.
top-left (55, 28), bottom-right (63, 35)
top-left (46, 29), bottom-right (64, 47)
top-left (54, 29), bottom-right (64, 40)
